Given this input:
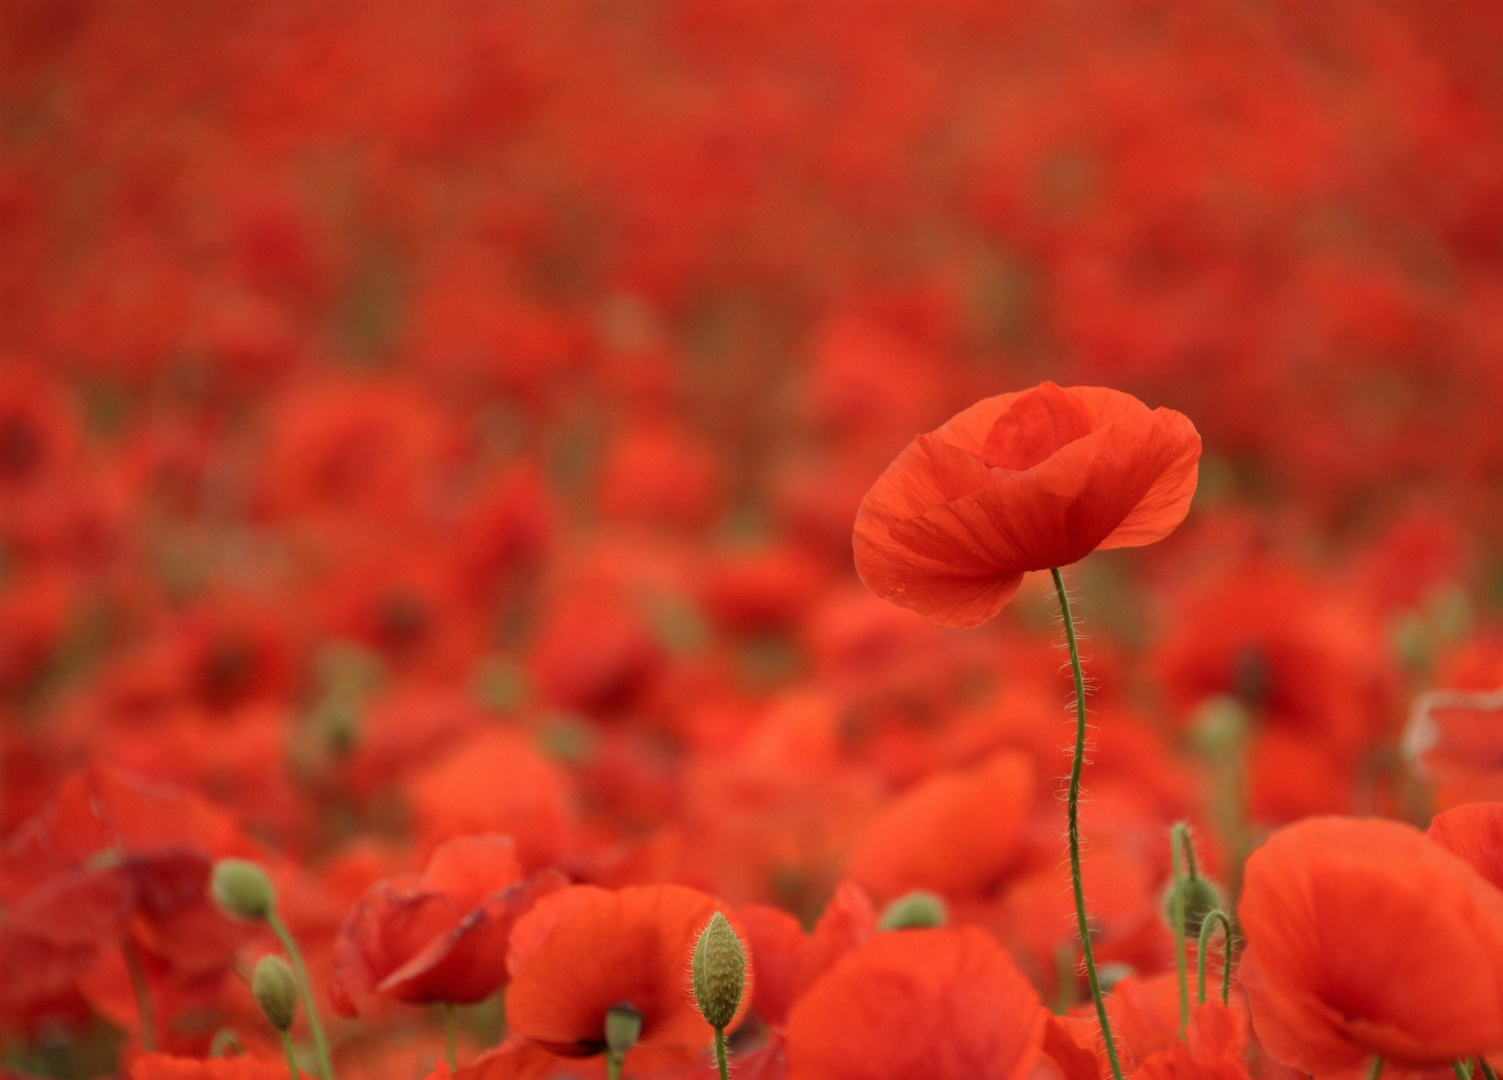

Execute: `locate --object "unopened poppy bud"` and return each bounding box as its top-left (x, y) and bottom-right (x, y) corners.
top-left (209, 1028), bottom-right (243, 1058)
top-left (691, 911), bottom-right (746, 1030)
top-left (1190, 695), bottom-right (1248, 757)
top-left (1163, 874), bottom-right (1223, 938)
top-left (605, 1002), bottom-right (642, 1056)
top-left (878, 891), bottom-right (948, 931)
top-left (212, 858), bottom-right (276, 920)
top-left (253, 955), bottom-right (299, 1032)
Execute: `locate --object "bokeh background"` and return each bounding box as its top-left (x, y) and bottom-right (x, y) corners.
top-left (7, 0), bottom-right (1503, 1073)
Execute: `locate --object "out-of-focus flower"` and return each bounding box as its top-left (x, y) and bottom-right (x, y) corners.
top-left (784, 927), bottom-right (1046, 1080)
top-left (1239, 817), bottom-right (1503, 1076)
top-left (330, 834), bottom-right (564, 1014)
top-left (506, 884), bottom-right (750, 1066)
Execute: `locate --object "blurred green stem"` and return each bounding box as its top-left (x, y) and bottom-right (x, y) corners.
top-left (268, 912), bottom-right (334, 1080)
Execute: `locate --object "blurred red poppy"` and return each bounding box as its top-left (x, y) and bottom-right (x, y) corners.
top-left (1428, 803), bottom-right (1503, 891)
top-left (847, 750), bottom-right (1034, 901)
top-left (853, 382), bottom-right (1200, 627)
top-left (127, 1054), bottom-right (288, 1080)
top-left (785, 926), bottom-right (1045, 1080)
top-left (330, 834), bottom-right (564, 1015)
top-left (1239, 817), bottom-right (1503, 1076)
top-left (505, 884), bottom-right (751, 1065)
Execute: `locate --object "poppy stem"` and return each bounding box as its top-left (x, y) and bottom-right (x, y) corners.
top-left (267, 912), bottom-right (335, 1080)
top-left (1369, 1059), bottom-right (1385, 1080)
top-left (1481, 1062), bottom-right (1499, 1080)
top-left (1455, 1062), bottom-right (1475, 1080)
top-left (121, 935), bottom-right (158, 1053)
top-left (714, 1027), bottom-right (729, 1080)
top-left (1178, 824), bottom-right (1199, 881)
top-left (445, 1004), bottom-right (459, 1070)
top-left (1170, 825), bottom-right (1190, 1037)
top-left (279, 1031), bottom-right (301, 1080)
top-left (606, 1051), bottom-right (624, 1080)
top-left (1051, 566), bottom-right (1125, 1080)
top-left (1053, 943), bottom-right (1079, 1014)
top-left (1195, 909), bottom-right (1235, 1006)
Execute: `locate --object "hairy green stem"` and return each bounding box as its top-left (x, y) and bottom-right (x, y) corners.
top-left (268, 912), bottom-right (334, 1080)
top-left (1051, 567), bottom-right (1125, 1080)
top-left (1196, 909), bottom-right (1235, 1006)
top-left (714, 1027), bottom-right (729, 1080)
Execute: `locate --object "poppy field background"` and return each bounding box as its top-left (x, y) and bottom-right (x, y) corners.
top-left (7, 2), bottom-right (1503, 1080)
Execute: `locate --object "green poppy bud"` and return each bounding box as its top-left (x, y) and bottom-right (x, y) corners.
top-left (209, 1028), bottom-right (243, 1058)
top-left (1163, 874), bottom-right (1223, 938)
top-left (212, 859), bottom-right (276, 921)
top-left (878, 891), bottom-right (948, 931)
top-left (604, 1002), bottom-right (643, 1056)
top-left (252, 955), bottom-right (299, 1032)
top-left (691, 911), bottom-right (746, 1030)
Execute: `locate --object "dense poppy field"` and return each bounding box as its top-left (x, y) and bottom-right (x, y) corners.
top-left (7, 3), bottom-right (1503, 1080)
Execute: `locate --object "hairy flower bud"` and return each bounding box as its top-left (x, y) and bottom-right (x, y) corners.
top-left (1163, 874), bottom-right (1223, 938)
top-left (253, 955), bottom-right (299, 1032)
top-left (691, 911), bottom-right (746, 1030)
top-left (212, 859), bottom-right (276, 921)
top-left (878, 890), bottom-right (948, 931)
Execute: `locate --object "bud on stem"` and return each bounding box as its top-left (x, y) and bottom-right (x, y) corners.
top-left (253, 955), bottom-right (299, 1032)
top-left (604, 1003), bottom-right (642, 1080)
top-left (692, 912), bottom-right (747, 1030)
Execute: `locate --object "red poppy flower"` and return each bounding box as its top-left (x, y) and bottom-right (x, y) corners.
top-left (126, 1054), bottom-right (288, 1080)
top-left (792, 881), bottom-right (878, 999)
top-left (1043, 992), bottom-right (1250, 1080)
top-left (737, 904), bottom-right (805, 1029)
top-left (1238, 817), bottom-right (1503, 1076)
top-left (847, 750), bottom-right (1034, 901)
top-left (784, 926), bottom-right (1045, 1080)
top-left (330, 835), bottom-right (563, 1015)
top-left (505, 884), bottom-right (751, 1065)
top-left (0, 767), bottom-right (252, 1038)
top-left (407, 730), bottom-right (573, 873)
top-left (852, 382), bottom-right (1200, 627)
top-left (1428, 803), bottom-right (1503, 891)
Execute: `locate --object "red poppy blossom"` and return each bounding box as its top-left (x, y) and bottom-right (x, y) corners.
top-left (1428, 803), bottom-right (1503, 891)
top-left (785, 926), bottom-right (1045, 1080)
top-left (505, 884), bottom-right (751, 1064)
top-left (330, 835), bottom-right (564, 1015)
top-left (1238, 817), bottom-right (1503, 1076)
top-left (127, 1054), bottom-right (288, 1080)
top-left (847, 751), bottom-right (1033, 901)
top-left (853, 382), bottom-right (1200, 627)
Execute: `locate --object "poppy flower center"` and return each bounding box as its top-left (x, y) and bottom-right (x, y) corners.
top-left (979, 382), bottom-right (1094, 471)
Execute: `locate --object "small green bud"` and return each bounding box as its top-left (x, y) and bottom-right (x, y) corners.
top-left (1163, 874), bottom-right (1223, 938)
top-left (209, 1028), bottom-right (243, 1058)
top-left (604, 1002), bottom-right (642, 1056)
top-left (252, 955), bottom-right (299, 1032)
top-left (878, 891), bottom-right (948, 931)
top-left (212, 859), bottom-right (276, 920)
top-left (691, 911), bottom-right (747, 1030)
top-left (1190, 695), bottom-right (1248, 757)
top-left (1390, 612), bottom-right (1434, 673)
